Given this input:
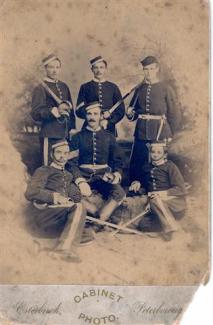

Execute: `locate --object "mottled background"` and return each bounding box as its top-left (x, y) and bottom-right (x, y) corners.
top-left (0, 0), bottom-right (209, 285)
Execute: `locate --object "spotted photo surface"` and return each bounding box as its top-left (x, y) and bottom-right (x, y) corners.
top-left (0, 0), bottom-right (209, 324)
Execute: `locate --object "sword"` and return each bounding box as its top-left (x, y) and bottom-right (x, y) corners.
top-left (107, 80), bottom-right (144, 115)
top-left (39, 79), bottom-right (73, 110)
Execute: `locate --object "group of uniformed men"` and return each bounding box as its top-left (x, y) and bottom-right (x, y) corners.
top-left (25, 54), bottom-right (187, 262)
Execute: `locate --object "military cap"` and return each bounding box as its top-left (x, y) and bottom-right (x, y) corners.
top-left (42, 53), bottom-right (61, 66)
top-left (150, 141), bottom-right (168, 151)
top-left (140, 56), bottom-right (159, 67)
top-left (51, 139), bottom-right (69, 150)
top-left (85, 101), bottom-right (101, 112)
top-left (90, 55), bottom-right (107, 66)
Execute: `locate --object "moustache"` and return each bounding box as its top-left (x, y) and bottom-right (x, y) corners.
top-left (88, 119), bottom-right (96, 122)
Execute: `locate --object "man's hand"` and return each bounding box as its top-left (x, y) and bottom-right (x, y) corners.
top-left (58, 103), bottom-right (70, 116)
top-left (102, 111), bottom-right (111, 119)
top-left (78, 182), bottom-right (92, 197)
top-left (102, 172), bottom-right (115, 183)
top-left (129, 181), bottom-right (141, 193)
top-left (53, 193), bottom-right (72, 205)
top-left (69, 129), bottom-right (78, 136)
top-left (149, 191), bottom-right (168, 200)
top-left (126, 106), bottom-right (134, 118)
top-left (111, 172), bottom-right (121, 184)
top-left (100, 119), bottom-right (108, 129)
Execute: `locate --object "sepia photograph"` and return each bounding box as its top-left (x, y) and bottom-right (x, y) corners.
top-left (0, 0), bottom-right (210, 323)
top-left (0, 0), bottom-right (209, 285)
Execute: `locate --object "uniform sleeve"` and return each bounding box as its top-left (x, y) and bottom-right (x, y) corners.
top-left (25, 167), bottom-right (54, 204)
top-left (166, 85), bottom-right (182, 134)
top-left (66, 134), bottom-right (83, 181)
top-left (167, 162), bottom-right (186, 196)
top-left (108, 135), bottom-right (123, 175)
top-left (67, 86), bottom-right (76, 130)
top-left (126, 90), bottom-right (139, 121)
top-left (109, 85), bottom-right (125, 124)
top-left (75, 84), bottom-right (87, 119)
top-left (68, 183), bottom-right (82, 203)
top-left (31, 85), bottom-right (57, 122)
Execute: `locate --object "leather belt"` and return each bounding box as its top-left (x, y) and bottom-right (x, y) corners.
top-left (138, 114), bottom-right (166, 120)
top-left (79, 164), bottom-right (108, 170)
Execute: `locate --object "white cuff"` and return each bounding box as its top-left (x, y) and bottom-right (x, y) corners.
top-left (64, 101), bottom-right (73, 109)
top-left (75, 177), bottom-right (87, 186)
top-left (51, 107), bottom-right (61, 118)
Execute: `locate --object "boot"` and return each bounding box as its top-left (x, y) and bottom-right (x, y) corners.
top-left (99, 199), bottom-right (120, 222)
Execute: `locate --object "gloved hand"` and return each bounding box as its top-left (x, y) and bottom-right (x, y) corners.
top-left (126, 106), bottom-right (135, 118)
top-left (100, 119), bottom-right (108, 129)
top-left (102, 111), bottom-right (111, 119)
top-left (58, 102), bottom-right (70, 116)
top-left (78, 182), bottom-right (92, 197)
top-left (129, 181), bottom-right (141, 193)
top-left (111, 172), bottom-right (121, 184)
top-left (53, 193), bottom-right (72, 205)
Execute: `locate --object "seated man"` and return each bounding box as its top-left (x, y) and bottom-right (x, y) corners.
top-left (67, 102), bottom-right (126, 222)
top-left (25, 139), bottom-right (93, 262)
top-left (129, 142), bottom-right (187, 240)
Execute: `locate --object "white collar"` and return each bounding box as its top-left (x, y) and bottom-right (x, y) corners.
top-left (44, 77), bottom-right (59, 83)
top-left (50, 162), bottom-right (65, 170)
top-left (152, 158), bottom-right (167, 166)
top-left (86, 126), bottom-right (101, 132)
top-left (93, 78), bottom-right (106, 83)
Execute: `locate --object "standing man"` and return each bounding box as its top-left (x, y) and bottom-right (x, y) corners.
top-left (76, 56), bottom-right (125, 136)
top-left (67, 102), bottom-right (126, 222)
top-left (25, 139), bottom-right (93, 262)
top-left (31, 54), bottom-right (76, 166)
top-left (126, 56), bottom-right (181, 182)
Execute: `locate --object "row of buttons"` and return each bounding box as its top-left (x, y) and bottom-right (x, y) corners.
top-left (62, 169), bottom-right (68, 195)
top-left (146, 84), bottom-right (151, 114)
top-left (92, 132), bottom-right (97, 165)
top-left (55, 82), bottom-right (63, 101)
top-left (98, 83), bottom-right (103, 108)
top-left (150, 168), bottom-right (157, 190)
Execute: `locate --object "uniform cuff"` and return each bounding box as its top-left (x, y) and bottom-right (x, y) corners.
top-left (75, 177), bottom-right (87, 186)
top-left (51, 107), bottom-right (61, 118)
top-left (63, 100), bottom-right (73, 109)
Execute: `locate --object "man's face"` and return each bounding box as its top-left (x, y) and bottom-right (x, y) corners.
top-left (143, 63), bottom-right (159, 82)
top-left (52, 145), bottom-right (70, 166)
top-left (150, 146), bottom-right (165, 162)
top-left (86, 107), bottom-right (101, 129)
top-left (45, 59), bottom-right (61, 80)
top-left (91, 61), bottom-right (107, 80)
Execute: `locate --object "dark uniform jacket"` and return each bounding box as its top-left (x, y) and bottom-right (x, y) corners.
top-left (25, 165), bottom-right (82, 204)
top-left (68, 127), bottom-right (123, 174)
top-left (127, 81), bottom-right (181, 141)
top-left (136, 160), bottom-right (186, 197)
top-left (76, 80), bottom-right (125, 136)
top-left (31, 79), bottom-right (76, 139)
